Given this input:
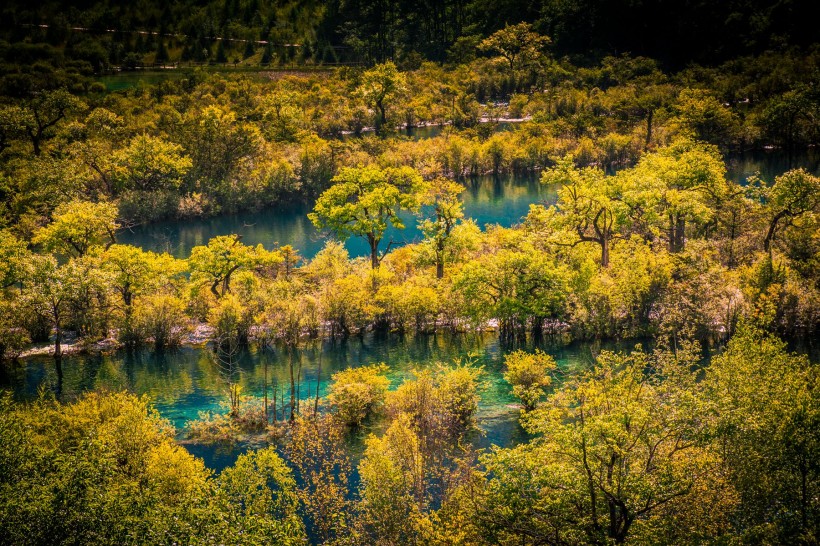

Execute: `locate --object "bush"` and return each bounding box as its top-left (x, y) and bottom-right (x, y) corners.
top-left (504, 349), bottom-right (556, 411)
top-left (133, 293), bottom-right (188, 348)
top-left (327, 364), bottom-right (390, 426)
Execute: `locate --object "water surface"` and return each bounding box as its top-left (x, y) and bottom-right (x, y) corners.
top-left (119, 149), bottom-right (818, 260)
top-left (1, 333), bottom-right (635, 469)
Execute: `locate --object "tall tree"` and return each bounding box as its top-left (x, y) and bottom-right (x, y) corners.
top-left (419, 177), bottom-right (464, 279)
top-left (309, 165), bottom-right (423, 269)
top-left (32, 200), bottom-right (119, 258)
top-left (758, 168), bottom-right (820, 253)
top-left (188, 235), bottom-right (282, 297)
top-left (542, 156), bottom-right (627, 267)
top-left (358, 62), bottom-right (407, 136)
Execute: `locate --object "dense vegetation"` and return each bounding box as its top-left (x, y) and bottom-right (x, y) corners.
top-left (1, 2), bottom-right (819, 544)
top-left (1, 0), bottom-right (817, 68)
top-left (2, 327), bottom-right (817, 544)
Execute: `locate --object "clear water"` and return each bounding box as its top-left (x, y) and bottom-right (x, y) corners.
top-left (119, 173), bottom-right (554, 259)
top-left (119, 149), bottom-right (819, 260)
top-left (0, 332), bottom-right (638, 470)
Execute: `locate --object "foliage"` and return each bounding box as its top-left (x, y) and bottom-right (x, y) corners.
top-left (503, 349), bottom-right (556, 411)
top-left (326, 363), bottom-right (390, 426)
top-left (309, 165), bottom-right (423, 268)
top-left (32, 199), bottom-right (118, 257)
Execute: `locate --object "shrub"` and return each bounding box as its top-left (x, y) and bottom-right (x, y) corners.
top-left (327, 364), bottom-right (390, 426)
top-left (504, 349), bottom-right (556, 411)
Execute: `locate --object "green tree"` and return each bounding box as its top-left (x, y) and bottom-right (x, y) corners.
top-left (454, 245), bottom-right (568, 337)
top-left (355, 414), bottom-right (428, 544)
top-left (32, 200), bottom-right (119, 258)
top-left (672, 88), bottom-right (740, 146)
top-left (624, 140), bottom-right (728, 253)
top-left (101, 244), bottom-right (184, 341)
top-left (188, 235), bottom-right (281, 297)
top-left (542, 155), bottom-right (627, 267)
top-left (476, 347), bottom-right (732, 545)
top-left (358, 62), bottom-right (407, 135)
top-left (20, 89), bottom-right (85, 156)
top-left (309, 165), bottom-right (423, 269)
top-left (0, 229), bottom-right (29, 289)
top-left (420, 177), bottom-right (464, 279)
top-left (111, 134), bottom-right (192, 193)
top-left (758, 168), bottom-right (820, 253)
top-left (326, 363), bottom-right (390, 426)
top-left (705, 326), bottom-right (819, 541)
top-left (22, 255), bottom-right (80, 358)
top-left (479, 22), bottom-right (550, 74)
top-left (503, 349), bottom-right (556, 411)
top-left (284, 415), bottom-right (353, 543)
top-left (0, 392), bottom-right (216, 545)
top-left (215, 446), bottom-right (306, 544)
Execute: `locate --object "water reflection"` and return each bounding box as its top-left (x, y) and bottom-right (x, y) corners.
top-left (120, 150), bottom-right (817, 260)
top-left (1, 332), bottom-right (637, 468)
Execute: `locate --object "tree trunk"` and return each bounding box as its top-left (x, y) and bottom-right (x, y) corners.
top-left (289, 351), bottom-right (296, 422)
top-left (601, 236), bottom-right (610, 268)
top-left (675, 216), bottom-right (686, 252)
top-left (436, 240), bottom-right (445, 279)
top-left (668, 214), bottom-right (685, 253)
top-left (645, 109), bottom-right (653, 150)
top-left (368, 234), bottom-right (380, 269)
top-left (264, 358), bottom-right (268, 423)
top-left (54, 323), bottom-right (62, 359)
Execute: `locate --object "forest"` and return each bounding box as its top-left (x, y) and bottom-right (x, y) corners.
top-left (0, 1), bottom-right (819, 545)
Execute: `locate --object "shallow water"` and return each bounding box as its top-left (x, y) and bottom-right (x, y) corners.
top-left (0, 332), bottom-right (638, 470)
top-left (118, 172), bottom-right (554, 259)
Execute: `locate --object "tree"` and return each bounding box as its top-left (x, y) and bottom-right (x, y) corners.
top-left (358, 62), bottom-right (407, 135)
top-left (476, 347), bottom-right (733, 545)
top-left (420, 178), bottom-right (464, 279)
top-left (111, 134), bottom-right (192, 194)
top-left (0, 105), bottom-right (28, 155)
top-left (503, 349), bottom-right (556, 411)
top-left (188, 235), bottom-right (281, 297)
top-left (22, 255), bottom-right (79, 358)
top-left (214, 446), bottom-right (306, 544)
top-left (309, 165), bottom-right (423, 269)
top-left (479, 23), bottom-right (550, 74)
top-left (355, 414), bottom-right (428, 544)
top-left (454, 245), bottom-right (568, 337)
top-left (672, 89), bottom-right (739, 146)
top-left (20, 89), bottom-right (85, 156)
top-left (101, 244), bottom-right (184, 341)
top-left (761, 87), bottom-right (819, 168)
top-left (284, 415), bottom-right (353, 543)
top-left (184, 105), bottom-right (262, 189)
top-left (0, 393), bottom-right (217, 545)
top-left (705, 327), bottom-right (819, 542)
top-left (623, 140), bottom-right (728, 253)
top-left (542, 156), bottom-right (627, 267)
top-left (759, 168), bottom-right (820, 253)
top-left (0, 229), bottom-right (29, 289)
top-left (32, 200), bottom-right (119, 258)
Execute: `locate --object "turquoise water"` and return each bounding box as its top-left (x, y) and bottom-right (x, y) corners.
top-left (118, 149), bottom-right (819, 260)
top-left (119, 173), bottom-right (552, 259)
top-left (0, 332), bottom-right (638, 469)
